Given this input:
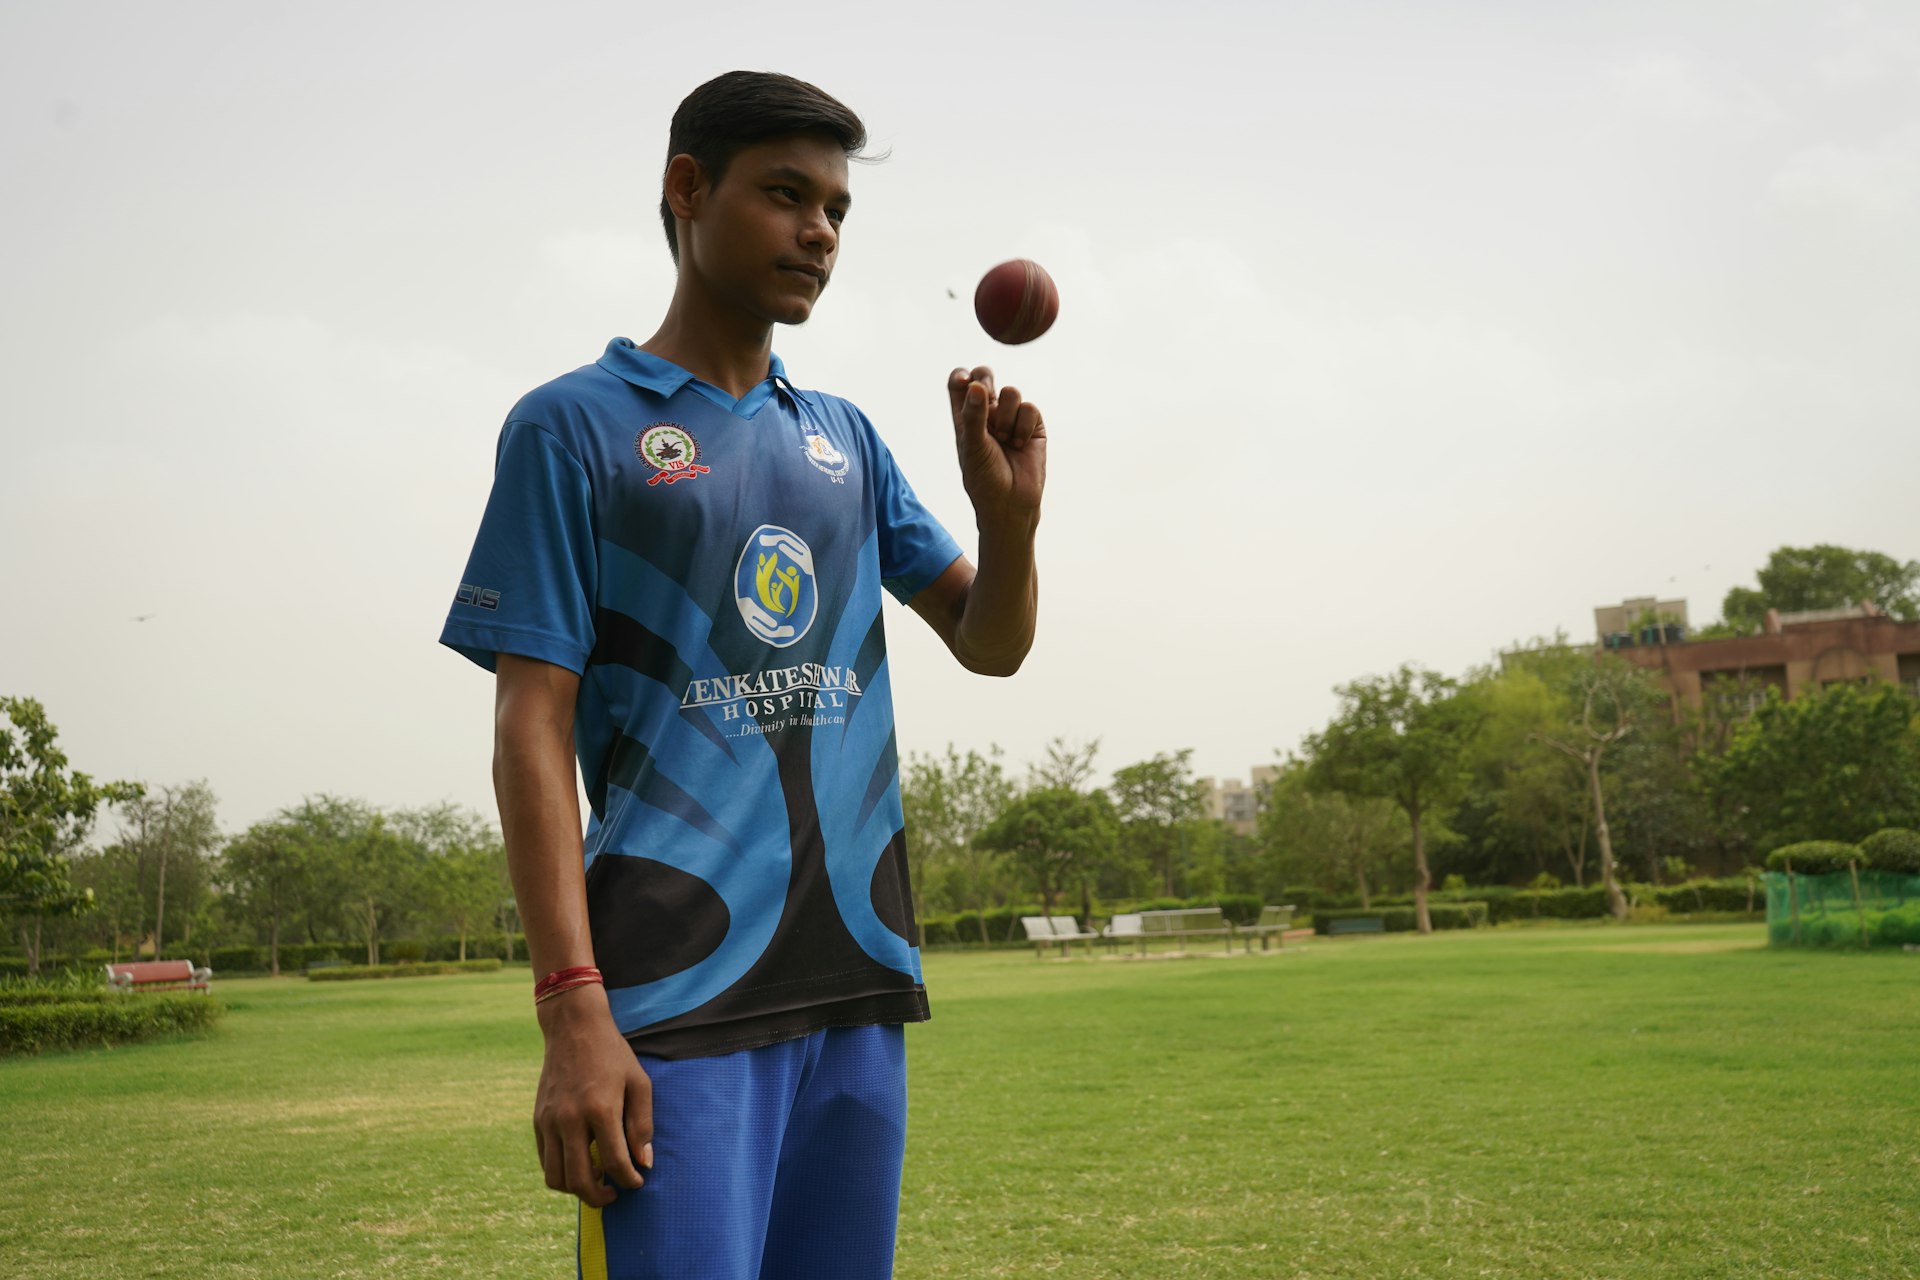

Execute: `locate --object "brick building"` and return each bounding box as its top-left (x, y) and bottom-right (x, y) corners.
top-left (1598, 599), bottom-right (1920, 711)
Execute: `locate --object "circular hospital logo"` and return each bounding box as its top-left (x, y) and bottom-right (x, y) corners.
top-left (734, 524), bottom-right (818, 648)
top-left (635, 423), bottom-right (709, 486)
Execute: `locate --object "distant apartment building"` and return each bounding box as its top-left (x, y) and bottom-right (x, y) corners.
top-left (1592, 595), bottom-right (1920, 711)
top-left (1199, 766), bottom-right (1279, 836)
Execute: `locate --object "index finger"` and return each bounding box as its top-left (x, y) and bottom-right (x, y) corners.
top-left (947, 366), bottom-right (994, 421)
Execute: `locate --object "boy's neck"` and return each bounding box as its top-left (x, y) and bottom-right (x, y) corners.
top-left (639, 276), bottom-right (778, 401)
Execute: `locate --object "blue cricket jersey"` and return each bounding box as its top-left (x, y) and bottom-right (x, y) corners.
top-left (441, 339), bottom-right (961, 1058)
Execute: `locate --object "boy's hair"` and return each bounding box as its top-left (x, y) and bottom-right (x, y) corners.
top-left (660, 71), bottom-right (869, 264)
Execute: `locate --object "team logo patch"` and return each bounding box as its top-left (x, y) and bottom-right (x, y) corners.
top-left (801, 433), bottom-right (850, 482)
top-left (734, 525), bottom-right (818, 648)
top-left (635, 423), bottom-right (709, 485)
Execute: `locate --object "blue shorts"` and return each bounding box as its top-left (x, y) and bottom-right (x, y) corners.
top-left (579, 1023), bottom-right (907, 1280)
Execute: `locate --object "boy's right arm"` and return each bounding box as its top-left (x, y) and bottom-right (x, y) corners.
top-left (494, 653), bottom-right (654, 1207)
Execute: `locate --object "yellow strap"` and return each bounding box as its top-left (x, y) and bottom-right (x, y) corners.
top-left (579, 1198), bottom-right (608, 1280)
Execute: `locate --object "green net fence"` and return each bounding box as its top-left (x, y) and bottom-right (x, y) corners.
top-left (1765, 870), bottom-right (1920, 949)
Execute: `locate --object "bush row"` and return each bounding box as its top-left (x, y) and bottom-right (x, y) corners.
top-left (307, 959), bottom-right (503, 982)
top-left (1768, 904), bottom-right (1920, 950)
top-left (1314, 903), bottom-right (1489, 934)
top-left (0, 995), bottom-right (223, 1055)
top-left (0, 987), bottom-right (118, 1007)
top-left (1766, 830), bottom-right (1920, 876)
top-left (0, 935), bottom-right (530, 979)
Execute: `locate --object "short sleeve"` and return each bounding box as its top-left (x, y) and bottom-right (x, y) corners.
top-left (868, 429), bottom-right (964, 604)
top-left (438, 420), bottom-right (598, 674)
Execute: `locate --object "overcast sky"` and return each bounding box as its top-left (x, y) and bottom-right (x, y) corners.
top-left (4, 1), bottom-right (1917, 836)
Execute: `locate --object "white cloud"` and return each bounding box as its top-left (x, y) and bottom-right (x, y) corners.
top-left (1770, 120), bottom-right (1920, 218)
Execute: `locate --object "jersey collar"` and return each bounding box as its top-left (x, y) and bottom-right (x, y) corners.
top-left (598, 338), bottom-right (794, 418)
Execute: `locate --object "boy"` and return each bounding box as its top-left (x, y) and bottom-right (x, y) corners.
top-left (439, 71), bottom-right (1045, 1279)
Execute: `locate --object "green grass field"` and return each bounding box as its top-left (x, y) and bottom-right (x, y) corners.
top-left (2, 926), bottom-right (1916, 1278)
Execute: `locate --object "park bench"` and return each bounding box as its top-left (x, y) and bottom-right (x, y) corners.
top-left (1326, 916), bottom-right (1386, 936)
top-left (1233, 904), bottom-right (1298, 952)
top-left (1139, 907), bottom-right (1235, 954)
top-left (1101, 913), bottom-right (1144, 956)
top-left (1020, 915), bottom-right (1098, 958)
top-left (105, 960), bottom-right (212, 993)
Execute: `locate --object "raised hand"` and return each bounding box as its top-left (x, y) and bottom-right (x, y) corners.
top-left (948, 366), bottom-right (1046, 530)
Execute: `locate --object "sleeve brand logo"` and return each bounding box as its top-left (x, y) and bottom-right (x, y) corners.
top-left (635, 423), bottom-right (710, 486)
top-left (456, 583), bottom-right (501, 610)
top-left (733, 525), bottom-right (818, 648)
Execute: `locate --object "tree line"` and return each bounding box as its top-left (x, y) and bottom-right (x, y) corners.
top-left (8, 545), bottom-right (1916, 964)
top-left (2, 700), bottom-right (510, 978)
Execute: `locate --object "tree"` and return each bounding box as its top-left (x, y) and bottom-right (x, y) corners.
top-left (1109, 750), bottom-right (1205, 897)
top-left (1705, 682), bottom-right (1920, 852)
top-left (1028, 736), bottom-right (1101, 793)
top-left (901, 745), bottom-right (1015, 942)
top-left (1, 697), bottom-right (142, 975)
top-left (1457, 651), bottom-right (1594, 887)
top-left (1721, 544), bottom-right (1920, 631)
top-left (1258, 763), bottom-right (1405, 907)
top-left (392, 803), bottom-right (509, 962)
top-left (220, 819), bottom-right (310, 976)
top-left (285, 795), bottom-right (419, 965)
top-left (976, 787), bottom-right (1117, 920)
top-left (116, 781), bottom-right (221, 960)
top-left (1531, 658), bottom-right (1659, 920)
top-left (1303, 665), bottom-right (1480, 934)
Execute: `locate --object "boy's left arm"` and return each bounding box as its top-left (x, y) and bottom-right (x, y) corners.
top-left (908, 366), bottom-right (1045, 676)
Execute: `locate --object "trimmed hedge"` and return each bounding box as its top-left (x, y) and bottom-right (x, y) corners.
top-left (1769, 903), bottom-right (1920, 950)
top-left (306, 959), bottom-right (502, 982)
top-left (1766, 842), bottom-right (1864, 876)
top-left (1315, 902), bottom-right (1488, 934)
top-left (1860, 829), bottom-right (1920, 875)
top-left (0, 994), bottom-right (223, 1055)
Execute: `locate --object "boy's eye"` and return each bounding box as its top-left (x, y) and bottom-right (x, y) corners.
top-left (772, 186), bottom-right (799, 201)
top-left (827, 208), bottom-right (847, 225)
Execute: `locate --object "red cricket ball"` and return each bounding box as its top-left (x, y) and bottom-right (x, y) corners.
top-left (973, 259), bottom-right (1060, 345)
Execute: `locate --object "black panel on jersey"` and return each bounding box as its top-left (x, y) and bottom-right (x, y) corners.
top-left (870, 827), bottom-right (915, 945)
top-left (586, 853), bottom-right (730, 988)
top-left (623, 735), bottom-right (927, 1059)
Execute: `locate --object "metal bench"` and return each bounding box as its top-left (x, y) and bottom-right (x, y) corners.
top-left (1019, 915), bottom-right (1098, 958)
top-left (1139, 907), bottom-right (1235, 954)
top-left (105, 959), bottom-right (212, 993)
top-left (1326, 916), bottom-right (1386, 936)
top-left (1234, 904), bottom-right (1298, 952)
top-left (1101, 913), bottom-right (1144, 955)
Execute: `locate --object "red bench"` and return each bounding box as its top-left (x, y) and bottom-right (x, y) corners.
top-left (105, 960), bottom-right (213, 993)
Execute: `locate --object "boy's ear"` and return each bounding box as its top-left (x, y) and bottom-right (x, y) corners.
top-left (663, 153), bottom-right (705, 222)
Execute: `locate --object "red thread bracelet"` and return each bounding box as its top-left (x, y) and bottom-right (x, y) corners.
top-left (534, 965), bottom-right (603, 1003)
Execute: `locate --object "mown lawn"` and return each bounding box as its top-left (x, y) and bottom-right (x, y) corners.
top-left (1, 926), bottom-right (1916, 1278)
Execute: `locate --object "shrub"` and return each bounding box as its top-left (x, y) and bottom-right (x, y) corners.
top-left (1315, 903), bottom-right (1487, 933)
top-left (1211, 894), bottom-right (1263, 926)
top-left (1652, 878), bottom-right (1763, 915)
top-left (210, 945), bottom-right (266, 973)
top-left (306, 959), bottom-right (502, 982)
top-left (1860, 829), bottom-right (1920, 875)
top-left (0, 994), bottom-right (223, 1055)
top-left (1765, 841), bottom-right (1864, 875)
top-left (387, 940), bottom-right (426, 963)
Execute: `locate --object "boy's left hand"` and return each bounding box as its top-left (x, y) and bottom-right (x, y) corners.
top-left (948, 366), bottom-right (1046, 531)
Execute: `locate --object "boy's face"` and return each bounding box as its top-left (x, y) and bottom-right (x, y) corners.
top-left (683, 132), bottom-right (851, 328)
